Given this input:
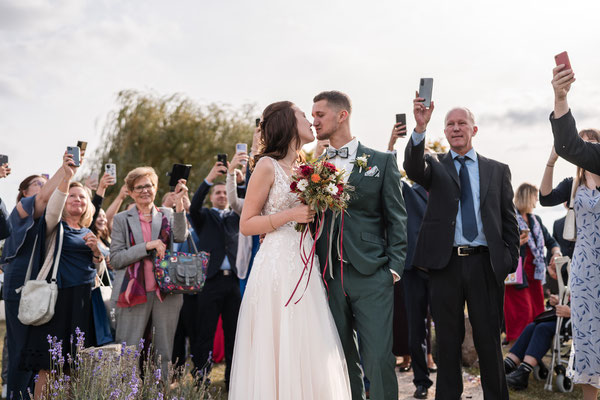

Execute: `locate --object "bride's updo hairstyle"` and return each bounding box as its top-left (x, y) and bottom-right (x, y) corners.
top-left (253, 101), bottom-right (303, 167)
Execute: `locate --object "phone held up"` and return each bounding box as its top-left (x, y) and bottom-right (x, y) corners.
top-left (167, 163), bottom-right (192, 188)
top-left (105, 163), bottom-right (117, 181)
top-left (418, 78), bottom-right (434, 108)
top-left (217, 153), bottom-right (227, 169)
top-left (77, 141), bottom-right (88, 152)
top-left (0, 154), bottom-right (8, 165)
top-left (66, 146), bottom-right (81, 167)
top-left (255, 118), bottom-right (261, 128)
top-left (395, 114), bottom-right (407, 137)
top-left (555, 51), bottom-right (572, 72)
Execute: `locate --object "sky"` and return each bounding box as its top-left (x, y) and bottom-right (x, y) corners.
top-left (2, 0), bottom-right (600, 228)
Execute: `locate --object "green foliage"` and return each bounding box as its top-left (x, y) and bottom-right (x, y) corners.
top-left (88, 90), bottom-right (256, 206)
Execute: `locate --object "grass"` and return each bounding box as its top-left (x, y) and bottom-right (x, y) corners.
top-left (0, 318), bottom-right (586, 399)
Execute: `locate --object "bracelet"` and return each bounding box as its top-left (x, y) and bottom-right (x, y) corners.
top-left (268, 215), bottom-right (277, 231)
top-left (546, 163), bottom-right (555, 168)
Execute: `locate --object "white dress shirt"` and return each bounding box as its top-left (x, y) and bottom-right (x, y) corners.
top-left (327, 138), bottom-right (359, 183)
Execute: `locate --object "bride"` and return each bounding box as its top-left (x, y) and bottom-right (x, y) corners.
top-left (229, 101), bottom-right (351, 399)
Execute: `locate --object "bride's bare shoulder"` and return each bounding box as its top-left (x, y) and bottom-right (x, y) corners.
top-left (250, 156), bottom-right (275, 184)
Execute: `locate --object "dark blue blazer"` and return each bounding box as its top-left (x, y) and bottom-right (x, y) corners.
top-left (401, 181), bottom-right (428, 271)
top-left (189, 181), bottom-right (239, 279)
top-left (0, 197), bottom-right (10, 240)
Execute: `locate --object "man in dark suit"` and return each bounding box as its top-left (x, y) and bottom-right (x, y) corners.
top-left (189, 161), bottom-right (241, 387)
top-left (404, 95), bottom-right (520, 399)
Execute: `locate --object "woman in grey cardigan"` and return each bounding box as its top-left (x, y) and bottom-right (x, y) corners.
top-left (110, 166), bottom-right (188, 376)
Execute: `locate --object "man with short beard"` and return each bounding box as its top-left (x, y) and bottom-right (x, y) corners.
top-left (312, 91), bottom-right (407, 400)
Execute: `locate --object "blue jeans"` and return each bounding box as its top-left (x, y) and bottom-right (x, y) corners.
top-left (509, 321), bottom-right (556, 362)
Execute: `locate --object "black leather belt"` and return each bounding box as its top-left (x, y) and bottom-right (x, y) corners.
top-left (454, 245), bottom-right (489, 257)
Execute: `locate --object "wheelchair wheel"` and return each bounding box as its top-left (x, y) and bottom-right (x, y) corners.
top-left (533, 364), bottom-right (549, 381)
top-left (556, 374), bottom-right (574, 392)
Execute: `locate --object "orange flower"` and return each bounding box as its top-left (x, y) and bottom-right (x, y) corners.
top-left (310, 173), bottom-right (321, 183)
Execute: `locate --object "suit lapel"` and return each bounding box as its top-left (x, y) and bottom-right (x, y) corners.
top-left (151, 206), bottom-right (163, 240)
top-left (126, 207), bottom-right (145, 246)
top-left (477, 153), bottom-right (492, 204)
top-left (347, 142), bottom-right (371, 189)
top-left (441, 152), bottom-right (460, 187)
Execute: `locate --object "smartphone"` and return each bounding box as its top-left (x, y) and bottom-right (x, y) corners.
top-left (77, 141), bottom-right (88, 151)
top-left (555, 51), bottom-right (572, 72)
top-left (395, 114), bottom-right (407, 137)
top-left (0, 154), bottom-right (7, 165)
top-left (105, 163), bottom-right (117, 181)
top-left (66, 146), bottom-right (81, 167)
top-left (418, 78), bottom-right (434, 108)
top-left (168, 163), bottom-right (192, 187)
top-left (255, 118), bottom-right (261, 128)
top-left (217, 153), bottom-right (227, 167)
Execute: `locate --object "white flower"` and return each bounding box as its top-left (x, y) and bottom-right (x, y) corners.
top-left (356, 156), bottom-right (367, 164)
top-left (297, 179), bottom-right (309, 192)
top-left (326, 183), bottom-right (339, 195)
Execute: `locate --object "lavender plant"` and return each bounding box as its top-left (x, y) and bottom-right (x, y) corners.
top-left (37, 328), bottom-right (222, 399)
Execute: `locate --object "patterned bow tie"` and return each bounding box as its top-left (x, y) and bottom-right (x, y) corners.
top-left (326, 147), bottom-right (349, 159)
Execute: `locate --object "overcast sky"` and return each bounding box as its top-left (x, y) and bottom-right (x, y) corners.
top-left (2, 0), bottom-right (600, 227)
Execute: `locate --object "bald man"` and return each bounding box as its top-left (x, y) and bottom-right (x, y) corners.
top-left (403, 96), bottom-right (519, 400)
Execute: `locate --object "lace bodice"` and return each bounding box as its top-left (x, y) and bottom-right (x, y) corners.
top-left (261, 157), bottom-right (299, 229)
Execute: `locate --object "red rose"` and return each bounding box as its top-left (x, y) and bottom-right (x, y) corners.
top-left (300, 165), bottom-right (313, 176)
top-left (337, 184), bottom-right (344, 193)
top-left (323, 162), bottom-right (337, 172)
top-left (290, 181), bottom-right (298, 191)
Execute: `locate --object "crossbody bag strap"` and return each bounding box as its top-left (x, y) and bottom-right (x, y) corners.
top-left (187, 233), bottom-right (199, 254)
top-left (22, 235), bottom-right (39, 284)
top-left (568, 175), bottom-right (578, 209)
top-left (49, 222), bottom-right (64, 283)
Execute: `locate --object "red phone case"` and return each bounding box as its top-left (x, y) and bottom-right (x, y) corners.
top-left (555, 51), bottom-right (572, 71)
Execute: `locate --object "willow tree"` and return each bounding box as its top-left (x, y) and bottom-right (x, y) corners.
top-left (89, 90), bottom-right (256, 205)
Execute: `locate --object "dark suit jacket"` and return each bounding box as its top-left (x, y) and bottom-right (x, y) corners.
top-left (0, 197), bottom-right (10, 240)
top-left (401, 181), bottom-right (428, 271)
top-left (189, 181), bottom-right (239, 279)
top-left (403, 138), bottom-right (520, 286)
top-left (314, 143), bottom-right (407, 277)
top-left (552, 110), bottom-right (600, 175)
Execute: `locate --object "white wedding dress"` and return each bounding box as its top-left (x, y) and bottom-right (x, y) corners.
top-left (229, 157), bottom-right (351, 400)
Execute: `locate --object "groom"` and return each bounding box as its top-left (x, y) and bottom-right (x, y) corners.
top-left (312, 91), bottom-right (407, 400)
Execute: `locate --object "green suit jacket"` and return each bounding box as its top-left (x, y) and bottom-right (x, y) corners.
top-left (315, 142), bottom-right (407, 277)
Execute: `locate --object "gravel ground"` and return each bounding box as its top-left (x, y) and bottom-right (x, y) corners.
top-left (396, 369), bottom-right (483, 400)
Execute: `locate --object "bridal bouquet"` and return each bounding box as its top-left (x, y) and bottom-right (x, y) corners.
top-left (286, 159), bottom-right (353, 306)
top-left (289, 160), bottom-right (352, 232)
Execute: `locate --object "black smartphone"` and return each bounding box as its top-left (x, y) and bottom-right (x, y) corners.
top-left (395, 113), bottom-right (407, 137)
top-left (0, 154), bottom-right (8, 165)
top-left (418, 78), bottom-right (434, 108)
top-left (217, 153), bottom-right (227, 167)
top-left (255, 118), bottom-right (261, 128)
top-left (168, 163), bottom-right (192, 187)
top-left (77, 141), bottom-right (88, 151)
top-left (66, 146), bottom-right (81, 167)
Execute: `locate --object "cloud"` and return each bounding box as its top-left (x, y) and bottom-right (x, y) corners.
top-left (479, 106), bottom-right (600, 127)
top-left (0, 0), bottom-right (83, 33)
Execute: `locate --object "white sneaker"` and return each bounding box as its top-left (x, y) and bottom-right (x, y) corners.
top-left (2, 383), bottom-right (7, 399)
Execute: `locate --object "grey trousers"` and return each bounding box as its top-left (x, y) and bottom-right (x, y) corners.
top-left (116, 291), bottom-right (183, 375)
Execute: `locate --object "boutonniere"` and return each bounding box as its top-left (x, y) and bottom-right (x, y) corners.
top-left (353, 153), bottom-right (370, 173)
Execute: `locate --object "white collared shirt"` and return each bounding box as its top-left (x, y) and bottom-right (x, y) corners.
top-left (328, 137), bottom-right (359, 183)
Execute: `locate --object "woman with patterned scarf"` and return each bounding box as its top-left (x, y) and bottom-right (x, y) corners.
top-left (504, 183), bottom-right (561, 344)
top-left (110, 166), bottom-right (188, 377)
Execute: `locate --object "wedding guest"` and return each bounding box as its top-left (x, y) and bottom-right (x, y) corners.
top-left (2, 171), bottom-right (57, 399)
top-left (404, 97), bottom-right (520, 399)
top-left (20, 155), bottom-right (106, 400)
top-left (504, 183), bottom-right (560, 343)
top-left (388, 121), bottom-right (436, 399)
top-left (539, 134), bottom-right (600, 398)
top-left (550, 63), bottom-right (600, 175)
top-left (89, 172), bottom-right (116, 228)
top-left (504, 295), bottom-right (571, 390)
top-left (189, 162), bottom-right (241, 388)
top-left (110, 167), bottom-right (188, 377)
